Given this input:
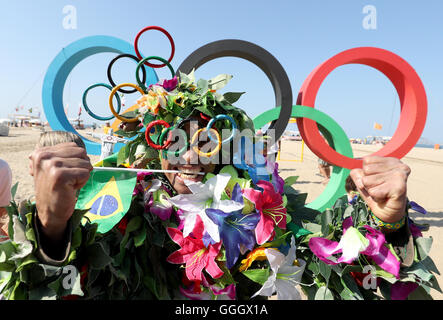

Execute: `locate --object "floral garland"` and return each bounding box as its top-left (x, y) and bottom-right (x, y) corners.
top-left (0, 74), bottom-right (440, 300)
top-left (0, 158), bottom-right (440, 300)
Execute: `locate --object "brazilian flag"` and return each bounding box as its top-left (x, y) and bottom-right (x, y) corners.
top-left (75, 154), bottom-right (137, 234)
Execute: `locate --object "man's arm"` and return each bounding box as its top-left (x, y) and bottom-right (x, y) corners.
top-left (29, 142), bottom-right (92, 253)
top-left (350, 156), bottom-right (410, 233)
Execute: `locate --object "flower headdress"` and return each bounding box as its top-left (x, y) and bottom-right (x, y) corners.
top-left (113, 70), bottom-right (256, 172)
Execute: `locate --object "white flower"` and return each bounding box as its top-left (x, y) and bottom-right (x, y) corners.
top-left (168, 173), bottom-right (243, 243)
top-left (253, 236), bottom-right (306, 300)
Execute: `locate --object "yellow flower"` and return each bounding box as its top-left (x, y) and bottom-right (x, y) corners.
top-left (172, 92), bottom-right (185, 107)
top-left (239, 248), bottom-right (268, 272)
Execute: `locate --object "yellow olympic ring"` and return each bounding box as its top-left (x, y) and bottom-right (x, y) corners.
top-left (191, 128), bottom-right (221, 158)
top-left (109, 83), bottom-right (145, 123)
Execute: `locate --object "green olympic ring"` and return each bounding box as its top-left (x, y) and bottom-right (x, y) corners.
top-left (253, 105), bottom-right (353, 212)
top-left (159, 125), bottom-right (189, 159)
top-left (136, 56), bottom-right (175, 92)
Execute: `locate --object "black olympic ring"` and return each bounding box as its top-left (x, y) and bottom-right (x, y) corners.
top-left (107, 53), bottom-right (147, 94)
top-left (175, 39), bottom-right (293, 142)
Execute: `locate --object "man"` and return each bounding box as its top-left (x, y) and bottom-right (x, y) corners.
top-left (0, 73), bottom-right (437, 300)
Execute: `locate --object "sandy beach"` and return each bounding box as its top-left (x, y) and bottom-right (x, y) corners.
top-left (1, 127), bottom-right (442, 299)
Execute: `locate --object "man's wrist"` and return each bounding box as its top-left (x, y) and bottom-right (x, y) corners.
top-left (36, 209), bottom-right (69, 242)
top-left (34, 210), bottom-right (72, 263)
top-left (370, 211), bottom-right (406, 231)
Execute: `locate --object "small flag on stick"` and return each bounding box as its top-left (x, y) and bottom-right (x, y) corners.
top-left (373, 122), bottom-right (383, 130)
top-left (75, 169), bottom-right (137, 233)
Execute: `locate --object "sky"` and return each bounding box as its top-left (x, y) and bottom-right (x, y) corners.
top-left (0, 0), bottom-right (442, 145)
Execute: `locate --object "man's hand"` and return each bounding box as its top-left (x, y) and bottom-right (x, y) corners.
top-left (119, 121), bottom-right (140, 132)
top-left (29, 142), bottom-right (93, 242)
top-left (350, 156), bottom-right (411, 228)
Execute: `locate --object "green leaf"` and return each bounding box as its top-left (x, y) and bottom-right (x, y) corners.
top-left (86, 242), bottom-right (112, 269)
top-left (126, 216), bottom-right (143, 234)
top-left (143, 112), bottom-right (156, 126)
top-left (10, 281), bottom-right (27, 300)
top-left (178, 104), bottom-right (195, 119)
top-left (143, 274), bottom-right (159, 299)
top-left (241, 268), bottom-right (270, 285)
top-left (420, 256), bottom-right (440, 276)
top-left (219, 165), bottom-right (239, 178)
top-left (287, 222), bottom-right (312, 238)
top-left (218, 263), bottom-right (236, 287)
top-left (318, 261), bottom-right (332, 282)
top-left (10, 182), bottom-right (18, 200)
top-left (117, 145), bottom-right (130, 166)
top-left (195, 105), bottom-right (215, 118)
top-left (134, 228), bottom-right (147, 247)
top-left (314, 286), bottom-right (334, 300)
top-left (405, 261), bottom-right (434, 283)
top-left (197, 78), bottom-right (209, 92)
top-left (0, 241), bottom-right (16, 272)
top-left (341, 273), bottom-right (363, 300)
top-left (407, 285), bottom-right (433, 300)
top-left (303, 223), bottom-right (322, 234)
top-left (262, 231), bottom-right (292, 248)
top-left (208, 74), bottom-right (233, 91)
top-left (320, 209), bottom-right (334, 236)
top-left (120, 110), bottom-right (139, 119)
top-left (416, 237), bottom-right (433, 260)
top-left (222, 92), bottom-right (245, 104)
top-left (284, 176), bottom-right (299, 187)
top-left (114, 129), bottom-right (139, 138)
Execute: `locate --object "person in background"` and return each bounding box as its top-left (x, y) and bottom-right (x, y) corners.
top-left (0, 159), bottom-right (12, 241)
top-left (317, 157), bottom-right (331, 185)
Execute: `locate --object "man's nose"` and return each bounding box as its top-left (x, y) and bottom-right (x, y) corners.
top-left (181, 146), bottom-right (199, 164)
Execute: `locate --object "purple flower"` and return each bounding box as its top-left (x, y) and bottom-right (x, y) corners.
top-left (391, 281), bottom-right (419, 300)
top-left (408, 219), bottom-right (423, 238)
top-left (206, 184), bottom-right (260, 269)
top-left (270, 161), bottom-right (284, 194)
top-left (162, 76), bottom-right (178, 92)
top-left (150, 203), bottom-right (173, 221)
top-left (409, 201), bottom-right (427, 215)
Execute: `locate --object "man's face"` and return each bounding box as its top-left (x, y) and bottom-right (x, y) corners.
top-left (160, 119), bottom-right (217, 194)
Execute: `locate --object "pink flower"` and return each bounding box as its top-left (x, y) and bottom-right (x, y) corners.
top-left (166, 215), bottom-right (223, 282)
top-left (179, 273), bottom-right (236, 300)
top-left (242, 180), bottom-right (287, 245)
top-left (309, 218), bottom-right (400, 278)
top-left (162, 76), bottom-right (178, 92)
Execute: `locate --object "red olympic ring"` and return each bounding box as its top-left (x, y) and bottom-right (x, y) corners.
top-left (145, 120), bottom-right (172, 150)
top-left (297, 47), bottom-right (427, 169)
top-left (134, 26), bottom-right (175, 69)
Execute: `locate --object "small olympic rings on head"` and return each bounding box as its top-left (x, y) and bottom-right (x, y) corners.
top-left (109, 83), bottom-right (145, 123)
top-left (206, 114), bottom-right (237, 144)
top-left (159, 126), bottom-right (189, 159)
top-left (145, 120), bottom-right (172, 150)
top-left (107, 54), bottom-right (147, 94)
top-left (136, 56), bottom-right (175, 91)
top-left (134, 26), bottom-right (175, 69)
top-left (83, 83), bottom-right (122, 121)
top-left (191, 128), bottom-right (222, 158)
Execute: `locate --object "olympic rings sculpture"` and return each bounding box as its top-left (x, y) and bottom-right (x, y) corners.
top-left (42, 26), bottom-right (427, 211)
